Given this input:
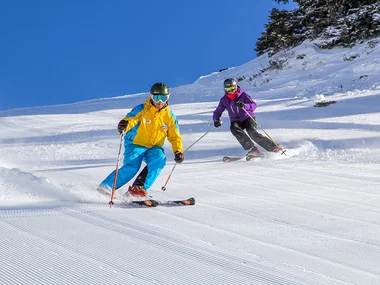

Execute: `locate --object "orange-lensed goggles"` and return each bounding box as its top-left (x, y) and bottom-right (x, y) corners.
top-left (224, 86), bottom-right (237, 93)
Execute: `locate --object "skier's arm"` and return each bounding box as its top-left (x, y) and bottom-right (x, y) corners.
top-left (243, 96), bottom-right (257, 112)
top-left (213, 101), bottom-right (225, 121)
top-left (123, 104), bottom-right (145, 132)
top-left (167, 111), bottom-right (184, 154)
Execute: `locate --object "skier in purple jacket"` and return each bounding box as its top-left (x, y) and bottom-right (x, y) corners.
top-left (213, 78), bottom-right (282, 155)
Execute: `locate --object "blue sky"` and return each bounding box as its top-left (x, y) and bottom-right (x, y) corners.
top-left (0, 0), bottom-right (296, 111)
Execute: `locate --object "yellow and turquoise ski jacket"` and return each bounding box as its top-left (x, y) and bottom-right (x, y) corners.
top-left (121, 98), bottom-right (183, 154)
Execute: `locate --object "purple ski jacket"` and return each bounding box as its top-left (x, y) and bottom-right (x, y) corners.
top-left (213, 86), bottom-right (257, 123)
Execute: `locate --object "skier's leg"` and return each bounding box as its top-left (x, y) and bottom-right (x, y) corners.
top-left (230, 121), bottom-right (254, 150)
top-left (132, 165), bottom-right (148, 187)
top-left (138, 146), bottom-right (167, 190)
top-left (98, 145), bottom-right (144, 192)
top-left (244, 119), bottom-right (277, 151)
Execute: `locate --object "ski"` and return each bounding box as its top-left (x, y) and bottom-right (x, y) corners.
top-left (164, 197), bottom-right (195, 206)
top-left (246, 153), bottom-right (266, 161)
top-left (131, 199), bottom-right (159, 207)
top-left (223, 153), bottom-right (266, 163)
top-left (223, 156), bottom-right (244, 163)
top-left (130, 197), bottom-right (195, 207)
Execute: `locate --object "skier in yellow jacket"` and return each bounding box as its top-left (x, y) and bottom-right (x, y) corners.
top-left (98, 82), bottom-right (184, 197)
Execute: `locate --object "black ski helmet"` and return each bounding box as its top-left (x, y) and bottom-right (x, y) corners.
top-left (150, 82), bottom-right (170, 96)
top-left (223, 78), bottom-right (237, 89)
top-left (223, 78), bottom-right (238, 93)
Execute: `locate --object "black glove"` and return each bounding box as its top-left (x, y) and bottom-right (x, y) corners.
top-left (174, 151), bottom-right (184, 163)
top-left (214, 120), bottom-right (222, 128)
top-left (117, 119), bottom-right (128, 134)
top-left (235, 101), bottom-right (245, 109)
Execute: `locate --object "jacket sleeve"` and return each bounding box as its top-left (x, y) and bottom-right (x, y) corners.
top-left (243, 94), bottom-right (257, 112)
top-left (167, 110), bottom-right (183, 153)
top-left (213, 99), bottom-right (225, 121)
top-left (123, 104), bottom-right (145, 132)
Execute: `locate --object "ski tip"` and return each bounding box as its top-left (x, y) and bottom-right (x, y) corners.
top-left (172, 197), bottom-right (195, 206)
top-left (223, 156), bottom-right (242, 163)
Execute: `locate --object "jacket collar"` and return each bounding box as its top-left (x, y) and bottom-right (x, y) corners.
top-left (225, 86), bottom-right (243, 100)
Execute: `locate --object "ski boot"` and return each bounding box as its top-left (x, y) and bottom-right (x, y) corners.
top-left (247, 146), bottom-right (260, 156)
top-left (128, 185), bottom-right (148, 197)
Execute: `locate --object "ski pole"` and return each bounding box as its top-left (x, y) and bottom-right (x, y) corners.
top-left (109, 132), bottom-right (124, 207)
top-left (161, 123), bottom-right (214, 191)
top-left (242, 108), bottom-right (286, 156)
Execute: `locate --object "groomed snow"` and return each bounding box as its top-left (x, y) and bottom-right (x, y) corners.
top-left (1, 39), bottom-right (380, 284)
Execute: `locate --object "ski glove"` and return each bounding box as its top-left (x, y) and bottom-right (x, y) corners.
top-left (117, 119), bottom-right (128, 134)
top-left (214, 120), bottom-right (222, 128)
top-left (174, 151), bottom-right (184, 163)
top-left (235, 101), bottom-right (245, 109)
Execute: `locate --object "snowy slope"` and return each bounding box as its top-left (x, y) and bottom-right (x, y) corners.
top-left (1, 39), bottom-right (380, 284)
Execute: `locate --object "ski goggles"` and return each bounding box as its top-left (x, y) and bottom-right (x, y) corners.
top-left (151, 94), bottom-right (169, 103)
top-left (224, 86), bottom-right (237, 93)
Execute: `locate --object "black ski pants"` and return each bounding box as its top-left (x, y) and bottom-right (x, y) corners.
top-left (230, 118), bottom-right (276, 151)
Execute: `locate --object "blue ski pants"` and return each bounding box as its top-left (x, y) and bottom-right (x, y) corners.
top-left (99, 144), bottom-right (167, 191)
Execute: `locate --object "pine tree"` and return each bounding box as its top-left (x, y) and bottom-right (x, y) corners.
top-left (255, 0), bottom-right (380, 55)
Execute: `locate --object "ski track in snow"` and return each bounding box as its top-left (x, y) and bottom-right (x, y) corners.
top-left (0, 205), bottom-right (319, 285)
top-left (170, 168), bottom-right (380, 273)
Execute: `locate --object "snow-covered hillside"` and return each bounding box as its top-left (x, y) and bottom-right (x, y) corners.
top-left (1, 39), bottom-right (380, 284)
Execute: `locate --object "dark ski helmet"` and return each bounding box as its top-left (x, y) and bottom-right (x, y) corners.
top-left (223, 78), bottom-right (238, 93)
top-left (150, 82), bottom-right (170, 103)
top-left (150, 82), bottom-right (170, 96)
